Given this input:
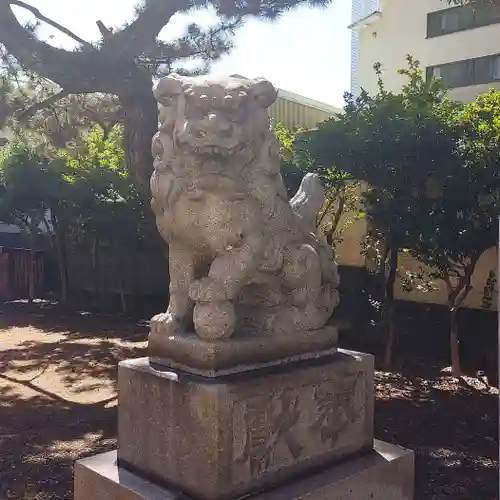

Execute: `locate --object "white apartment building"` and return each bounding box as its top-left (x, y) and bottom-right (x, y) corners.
top-left (343, 0), bottom-right (500, 309)
top-left (350, 0), bottom-right (500, 102)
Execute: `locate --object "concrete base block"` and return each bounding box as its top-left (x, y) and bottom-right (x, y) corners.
top-left (74, 440), bottom-right (415, 500)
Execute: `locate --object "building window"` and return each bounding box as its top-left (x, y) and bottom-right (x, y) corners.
top-left (427, 4), bottom-right (500, 38)
top-left (427, 54), bottom-right (500, 89)
top-left (441, 11), bottom-right (460, 32)
top-left (492, 56), bottom-right (500, 81)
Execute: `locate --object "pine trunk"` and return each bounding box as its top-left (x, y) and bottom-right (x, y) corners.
top-left (119, 90), bottom-right (158, 197)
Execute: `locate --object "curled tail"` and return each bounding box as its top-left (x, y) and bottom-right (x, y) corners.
top-left (289, 173), bottom-right (325, 232)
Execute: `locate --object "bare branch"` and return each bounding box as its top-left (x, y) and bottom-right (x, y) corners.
top-left (0, 1), bottom-right (97, 90)
top-left (330, 195), bottom-right (346, 237)
top-left (10, 0), bottom-right (93, 48)
top-left (109, 0), bottom-right (190, 55)
top-left (96, 20), bottom-right (113, 40)
top-left (17, 89), bottom-right (68, 120)
top-left (442, 269), bottom-right (453, 296)
top-left (455, 283), bottom-right (473, 310)
top-left (317, 199), bottom-right (333, 227)
top-left (446, 253), bottom-right (481, 310)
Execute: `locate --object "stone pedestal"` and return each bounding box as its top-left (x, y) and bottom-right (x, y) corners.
top-left (75, 440), bottom-right (414, 500)
top-left (75, 346), bottom-right (414, 500)
top-left (118, 351), bottom-right (373, 500)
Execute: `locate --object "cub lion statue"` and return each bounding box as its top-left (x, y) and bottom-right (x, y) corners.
top-left (150, 74), bottom-right (339, 340)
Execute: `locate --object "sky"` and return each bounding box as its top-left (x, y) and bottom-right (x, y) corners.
top-left (15, 0), bottom-right (352, 107)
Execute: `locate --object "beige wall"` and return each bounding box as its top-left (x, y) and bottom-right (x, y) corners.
top-left (355, 0), bottom-right (500, 99)
top-left (334, 213), bottom-right (498, 310)
top-left (395, 247), bottom-right (498, 308)
top-left (333, 182), bottom-right (368, 268)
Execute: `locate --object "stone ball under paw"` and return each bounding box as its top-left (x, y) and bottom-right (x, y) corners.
top-left (193, 301), bottom-right (235, 340)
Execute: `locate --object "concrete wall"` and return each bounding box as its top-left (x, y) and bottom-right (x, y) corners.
top-left (354, 0), bottom-right (500, 100)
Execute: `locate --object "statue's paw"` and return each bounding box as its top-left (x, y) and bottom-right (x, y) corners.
top-left (150, 312), bottom-right (182, 336)
top-left (189, 278), bottom-right (227, 302)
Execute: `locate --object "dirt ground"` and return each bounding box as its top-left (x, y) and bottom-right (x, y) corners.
top-left (0, 302), bottom-right (497, 500)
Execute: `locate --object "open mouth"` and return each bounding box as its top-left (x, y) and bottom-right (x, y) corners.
top-left (181, 140), bottom-right (243, 156)
top-left (195, 144), bottom-right (238, 154)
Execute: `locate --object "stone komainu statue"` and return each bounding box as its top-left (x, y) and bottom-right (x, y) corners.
top-left (150, 74), bottom-right (339, 340)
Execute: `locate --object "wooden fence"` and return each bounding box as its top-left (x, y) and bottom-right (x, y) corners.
top-left (0, 247), bottom-right (44, 300)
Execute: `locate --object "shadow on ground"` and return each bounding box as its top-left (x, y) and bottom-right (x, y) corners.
top-left (375, 361), bottom-right (498, 500)
top-left (0, 302), bottom-right (498, 500)
top-left (0, 301), bottom-right (148, 500)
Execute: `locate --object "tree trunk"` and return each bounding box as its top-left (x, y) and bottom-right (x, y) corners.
top-left (28, 220), bottom-right (37, 303)
top-left (444, 258), bottom-right (477, 378)
top-left (51, 214), bottom-right (69, 302)
top-left (383, 247), bottom-right (398, 369)
top-left (325, 195), bottom-right (346, 247)
top-left (117, 245), bottom-right (127, 314)
top-left (449, 306), bottom-right (461, 377)
top-left (119, 90), bottom-right (158, 197)
top-left (90, 235), bottom-right (100, 306)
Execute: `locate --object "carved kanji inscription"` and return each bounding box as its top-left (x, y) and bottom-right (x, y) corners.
top-left (232, 371), bottom-right (367, 482)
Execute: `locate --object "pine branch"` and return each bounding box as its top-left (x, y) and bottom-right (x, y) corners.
top-left (446, 0), bottom-right (498, 5)
top-left (142, 17), bottom-right (242, 66)
top-left (10, 0), bottom-right (94, 48)
top-left (213, 0), bottom-right (331, 18)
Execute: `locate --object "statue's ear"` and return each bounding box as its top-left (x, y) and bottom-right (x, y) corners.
top-left (153, 74), bottom-right (183, 104)
top-left (250, 78), bottom-right (278, 109)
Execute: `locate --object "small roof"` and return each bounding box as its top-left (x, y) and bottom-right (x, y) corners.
top-left (230, 74), bottom-right (341, 115)
top-left (348, 10), bottom-right (382, 30)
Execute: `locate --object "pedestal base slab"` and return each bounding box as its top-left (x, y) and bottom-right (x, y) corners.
top-left (75, 440), bottom-right (414, 500)
top-left (148, 326), bottom-right (339, 377)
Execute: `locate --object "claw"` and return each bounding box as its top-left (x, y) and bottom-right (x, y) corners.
top-left (150, 311), bottom-right (182, 336)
